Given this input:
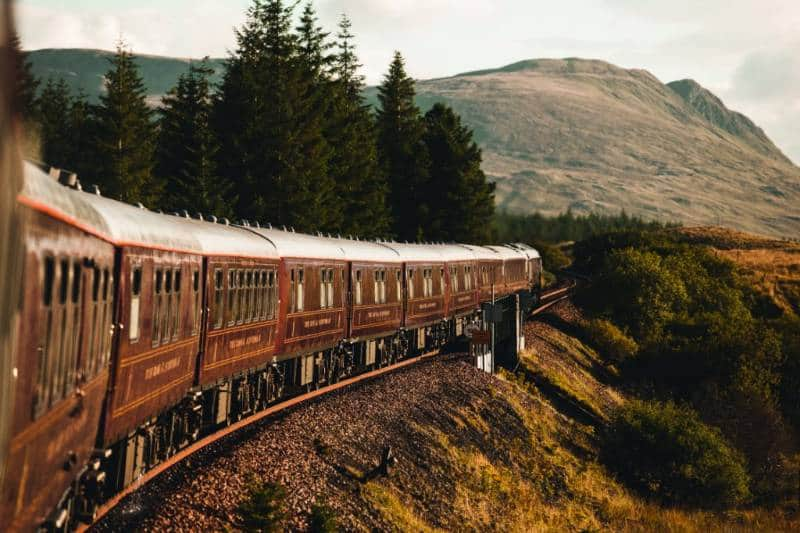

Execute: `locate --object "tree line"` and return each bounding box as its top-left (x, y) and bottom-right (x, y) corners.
top-left (18, 0), bottom-right (495, 243)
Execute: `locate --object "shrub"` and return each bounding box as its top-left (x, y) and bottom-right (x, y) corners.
top-left (309, 500), bottom-right (339, 532)
top-left (237, 480), bottom-right (287, 532)
top-left (603, 400), bottom-right (750, 508)
top-left (584, 318), bottom-right (638, 364)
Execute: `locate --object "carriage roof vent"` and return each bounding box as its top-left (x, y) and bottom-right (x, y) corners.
top-left (210, 215), bottom-right (218, 223)
top-left (181, 210), bottom-right (190, 219)
top-left (136, 202), bottom-right (145, 209)
top-left (337, 233), bottom-right (342, 239)
top-left (254, 221), bottom-right (261, 228)
top-left (281, 225), bottom-right (287, 231)
top-left (92, 185), bottom-right (101, 196)
top-left (267, 222), bottom-right (272, 229)
top-left (291, 227), bottom-right (296, 233)
top-left (222, 218), bottom-right (230, 226)
top-left (195, 213), bottom-right (204, 221)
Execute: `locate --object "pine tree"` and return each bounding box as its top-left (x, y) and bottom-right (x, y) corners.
top-left (66, 90), bottom-right (98, 181)
top-left (423, 103), bottom-right (495, 243)
top-left (36, 77), bottom-right (72, 168)
top-left (326, 15), bottom-right (391, 238)
top-left (10, 33), bottom-right (39, 121)
top-left (376, 51), bottom-right (430, 241)
top-left (215, 0), bottom-right (335, 232)
top-left (92, 43), bottom-right (159, 205)
top-left (157, 60), bottom-right (234, 219)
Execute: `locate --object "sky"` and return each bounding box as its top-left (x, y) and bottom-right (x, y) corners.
top-left (15, 0), bottom-right (800, 163)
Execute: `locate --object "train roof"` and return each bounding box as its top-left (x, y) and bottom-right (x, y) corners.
top-left (484, 245), bottom-right (527, 261)
top-left (20, 162), bottom-right (278, 258)
top-left (457, 244), bottom-right (503, 260)
top-left (378, 242), bottom-right (448, 262)
top-left (244, 227), bottom-right (348, 260)
top-left (509, 243), bottom-right (541, 260)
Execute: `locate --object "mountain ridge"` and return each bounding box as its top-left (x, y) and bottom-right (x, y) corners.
top-left (25, 49), bottom-right (800, 238)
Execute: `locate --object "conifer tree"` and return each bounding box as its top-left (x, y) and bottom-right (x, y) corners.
top-left (423, 103), bottom-right (495, 243)
top-left (10, 33), bottom-right (39, 121)
top-left (376, 51), bottom-right (430, 241)
top-left (215, 0), bottom-right (335, 232)
top-left (66, 90), bottom-right (98, 181)
top-left (157, 60), bottom-right (234, 219)
top-left (327, 14), bottom-right (391, 238)
top-left (36, 77), bottom-right (72, 168)
top-left (92, 43), bottom-right (159, 205)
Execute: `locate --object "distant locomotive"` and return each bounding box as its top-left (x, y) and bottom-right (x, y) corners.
top-left (0, 162), bottom-right (541, 531)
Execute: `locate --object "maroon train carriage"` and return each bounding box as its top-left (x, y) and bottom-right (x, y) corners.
top-left (457, 244), bottom-right (503, 306)
top-left (79, 198), bottom-right (283, 491)
top-left (511, 242), bottom-right (544, 295)
top-left (3, 163), bottom-right (118, 531)
top-left (339, 239), bottom-right (404, 368)
top-left (485, 245), bottom-right (530, 297)
top-left (243, 228), bottom-right (351, 392)
top-left (378, 243), bottom-right (450, 353)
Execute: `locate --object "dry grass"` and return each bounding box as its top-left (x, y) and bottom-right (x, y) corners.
top-left (677, 226), bottom-right (800, 316)
top-left (364, 312), bottom-right (800, 532)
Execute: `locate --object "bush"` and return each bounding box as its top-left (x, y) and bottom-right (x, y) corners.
top-left (237, 480), bottom-right (287, 532)
top-left (603, 400), bottom-right (750, 508)
top-left (584, 318), bottom-right (638, 364)
top-left (309, 500), bottom-right (339, 532)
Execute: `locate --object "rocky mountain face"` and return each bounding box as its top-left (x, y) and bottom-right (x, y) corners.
top-left (397, 58), bottom-right (799, 238)
top-left (27, 50), bottom-right (800, 237)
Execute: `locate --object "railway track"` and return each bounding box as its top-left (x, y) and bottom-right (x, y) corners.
top-left (81, 283), bottom-right (576, 531)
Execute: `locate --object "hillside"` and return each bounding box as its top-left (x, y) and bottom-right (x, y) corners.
top-left (27, 50), bottom-right (800, 238)
top-left (93, 303), bottom-right (797, 532)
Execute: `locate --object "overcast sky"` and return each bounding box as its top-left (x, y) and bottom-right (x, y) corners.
top-left (16, 0), bottom-right (800, 163)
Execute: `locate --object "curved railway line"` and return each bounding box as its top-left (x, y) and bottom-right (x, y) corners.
top-left (80, 281), bottom-right (576, 531)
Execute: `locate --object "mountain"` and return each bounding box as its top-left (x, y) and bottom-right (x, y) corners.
top-left (26, 50), bottom-right (800, 238)
top-left (27, 48), bottom-right (225, 103)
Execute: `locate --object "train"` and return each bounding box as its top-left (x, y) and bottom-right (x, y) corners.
top-left (0, 161), bottom-right (542, 531)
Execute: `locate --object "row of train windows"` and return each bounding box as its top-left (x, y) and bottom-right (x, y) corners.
top-left (128, 266), bottom-right (201, 345)
top-left (35, 256), bottom-right (113, 418)
top-left (353, 269), bottom-right (397, 305)
top-left (213, 268), bottom-right (278, 329)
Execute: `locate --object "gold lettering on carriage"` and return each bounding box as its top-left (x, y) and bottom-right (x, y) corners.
top-left (366, 310), bottom-right (391, 319)
top-left (456, 295), bottom-right (472, 304)
top-left (418, 302), bottom-right (437, 310)
top-left (229, 334), bottom-right (262, 350)
top-left (144, 356), bottom-right (181, 380)
top-left (304, 317), bottom-right (333, 328)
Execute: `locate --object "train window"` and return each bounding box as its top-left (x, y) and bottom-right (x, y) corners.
top-left (267, 270), bottom-right (278, 319)
top-left (296, 268), bottom-right (304, 312)
top-left (450, 266), bottom-right (459, 293)
top-left (320, 269), bottom-right (328, 309)
top-left (165, 269), bottom-right (174, 343)
top-left (379, 270), bottom-right (387, 304)
top-left (244, 270), bottom-right (252, 323)
top-left (84, 266), bottom-right (99, 380)
top-left (422, 269), bottom-right (431, 298)
top-left (228, 270), bottom-right (237, 327)
top-left (290, 269), bottom-right (295, 312)
top-left (192, 270), bottom-right (201, 336)
top-left (65, 259), bottom-right (82, 397)
top-left (130, 267), bottom-right (142, 342)
top-left (34, 256), bottom-right (56, 417)
top-left (173, 268), bottom-right (182, 339)
top-left (51, 259), bottom-right (69, 406)
top-left (395, 270), bottom-right (401, 302)
top-left (99, 268), bottom-right (112, 370)
top-left (439, 268), bottom-right (445, 295)
top-left (354, 269), bottom-right (362, 305)
top-left (407, 269), bottom-right (415, 300)
top-left (257, 270), bottom-right (266, 320)
top-left (328, 269), bottom-right (335, 308)
top-left (214, 269), bottom-right (224, 329)
top-left (153, 269), bottom-right (163, 346)
top-left (236, 270), bottom-right (248, 324)
top-left (465, 266), bottom-right (472, 291)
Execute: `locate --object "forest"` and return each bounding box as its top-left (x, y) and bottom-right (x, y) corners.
top-left (16, 0), bottom-right (495, 244)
